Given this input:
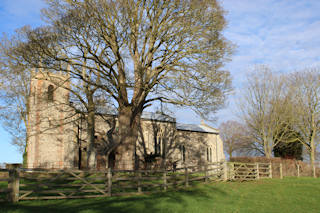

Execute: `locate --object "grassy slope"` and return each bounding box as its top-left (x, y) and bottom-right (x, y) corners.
top-left (0, 177), bottom-right (319, 213)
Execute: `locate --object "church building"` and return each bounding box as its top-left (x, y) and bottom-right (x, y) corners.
top-left (26, 72), bottom-right (225, 170)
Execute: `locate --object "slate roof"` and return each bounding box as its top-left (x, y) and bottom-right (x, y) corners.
top-left (74, 104), bottom-right (175, 122)
top-left (140, 111), bottom-right (175, 122)
top-left (176, 123), bottom-right (219, 134)
top-left (73, 103), bottom-right (217, 133)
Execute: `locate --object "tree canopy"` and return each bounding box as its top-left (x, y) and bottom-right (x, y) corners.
top-left (4, 0), bottom-right (232, 117)
top-left (0, 0), bottom-right (233, 168)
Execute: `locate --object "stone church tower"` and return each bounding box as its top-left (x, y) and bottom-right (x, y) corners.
top-left (26, 72), bottom-right (76, 169)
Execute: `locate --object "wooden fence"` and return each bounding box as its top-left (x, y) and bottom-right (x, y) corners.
top-left (0, 168), bottom-right (11, 203)
top-left (0, 161), bottom-right (273, 203)
top-left (228, 162), bottom-right (272, 181)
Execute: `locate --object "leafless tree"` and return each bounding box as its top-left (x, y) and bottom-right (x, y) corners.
top-left (239, 66), bottom-right (296, 158)
top-left (219, 120), bottom-right (247, 158)
top-left (0, 61), bottom-right (31, 154)
top-left (1, 0), bottom-right (233, 168)
top-left (289, 69), bottom-right (320, 177)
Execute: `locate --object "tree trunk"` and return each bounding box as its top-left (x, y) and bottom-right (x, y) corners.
top-left (160, 138), bottom-right (167, 169)
top-left (228, 149), bottom-right (233, 159)
top-left (23, 130), bottom-right (28, 168)
top-left (310, 138), bottom-right (316, 178)
top-left (115, 106), bottom-right (141, 170)
top-left (266, 136), bottom-right (275, 158)
top-left (86, 94), bottom-right (96, 169)
top-left (264, 139), bottom-right (272, 158)
top-left (310, 116), bottom-right (316, 178)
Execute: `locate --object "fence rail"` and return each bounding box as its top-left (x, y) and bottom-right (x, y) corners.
top-left (0, 161), bottom-right (275, 203)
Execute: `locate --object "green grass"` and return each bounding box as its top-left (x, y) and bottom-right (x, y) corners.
top-left (0, 177), bottom-right (319, 213)
top-left (0, 181), bottom-right (8, 201)
top-left (0, 181), bottom-right (7, 188)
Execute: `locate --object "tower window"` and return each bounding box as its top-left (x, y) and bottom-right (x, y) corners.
top-left (48, 85), bottom-right (54, 102)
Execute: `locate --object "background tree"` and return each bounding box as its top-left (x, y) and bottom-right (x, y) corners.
top-left (219, 120), bottom-right (248, 158)
top-left (273, 142), bottom-right (303, 160)
top-left (0, 61), bottom-right (31, 155)
top-left (239, 66), bottom-right (296, 158)
top-left (289, 69), bottom-right (320, 177)
top-left (1, 0), bottom-right (233, 168)
top-left (273, 125), bottom-right (303, 160)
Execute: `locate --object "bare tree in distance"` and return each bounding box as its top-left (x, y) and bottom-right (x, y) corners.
top-left (239, 65), bottom-right (296, 158)
top-left (1, 0), bottom-right (233, 169)
top-left (0, 61), bottom-right (31, 154)
top-left (289, 69), bottom-right (320, 177)
top-left (219, 120), bottom-right (247, 158)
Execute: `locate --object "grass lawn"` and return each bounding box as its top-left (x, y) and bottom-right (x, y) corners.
top-left (0, 177), bottom-right (319, 213)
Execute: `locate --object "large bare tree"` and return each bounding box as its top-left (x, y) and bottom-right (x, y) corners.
top-left (1, 0), bottom-right (233, 169)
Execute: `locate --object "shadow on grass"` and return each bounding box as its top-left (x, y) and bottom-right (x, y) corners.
top-left (0, 184), bottom-right (227, 213)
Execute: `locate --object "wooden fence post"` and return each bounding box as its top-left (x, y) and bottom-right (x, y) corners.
top-left (184, 165), bottom-right (189, 187)
top-left (107, 168), bottom-right (112, 196)
top-left (204, 164), bottom-right (208, 183)
top-left (255, 163), bottom-right (260, 180)
top-left (269, 163), bottom-right (272, 178)
top-left (163, 170), bottom-right (167, 191)
top-left (7, 164), bottom-right (20, 203)
top-left (297, 164), bottom-right (300, 178)
top-left (223, 162), bottom-right (228, 181)
top-left (230, 162), bottom-right (235, 180)
top-left (137, 171), bottom-right (142, 193)
top-left (280, 163), bottom-right (283, 179)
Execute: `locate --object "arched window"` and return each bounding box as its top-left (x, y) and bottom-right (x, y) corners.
top-left (155, 129), bottom-right (163, 156)
top-left (48, 85), bottom-right (54, 102)
top-left (180, 145), bottom-right (186, 162)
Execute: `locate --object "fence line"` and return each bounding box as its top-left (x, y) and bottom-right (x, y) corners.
top-left (0, 161), bottom-right (274, 203)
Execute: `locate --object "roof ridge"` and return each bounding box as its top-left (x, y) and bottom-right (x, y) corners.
top-left (199, 123), bottom-right (219, 132)
top-left (176, 123), bottom-right (218, 134)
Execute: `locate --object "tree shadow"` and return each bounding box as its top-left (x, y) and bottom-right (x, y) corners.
top-left (1, 184), bottom-right (227, 213)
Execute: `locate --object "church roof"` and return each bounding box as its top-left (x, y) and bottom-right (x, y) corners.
top-left (74, 103), bottom-right (175, 122)
top-left (141, 111), bottom-right (175, 122)
top-left (176, 123), bottom-right (219, 134)
top-left (74, 103), bottom-right (218, 133)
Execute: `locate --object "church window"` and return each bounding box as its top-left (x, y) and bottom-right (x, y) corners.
top-left (48, 85), bottom-right (54, 102)
top-left (207, 147), bottom-right (213, 162)
top-left (155, 129), bottom-right (163, 156)
top-left (180, 145), bottom-right (186, 162)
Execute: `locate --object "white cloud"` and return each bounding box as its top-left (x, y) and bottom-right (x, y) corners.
top-left (216, 0), bottom-right (320, 124)
top-left (1, 0), bottom-right (319, 127)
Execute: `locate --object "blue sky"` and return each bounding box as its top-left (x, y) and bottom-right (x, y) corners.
top-left (1, 0), bottom-right (320, 163)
